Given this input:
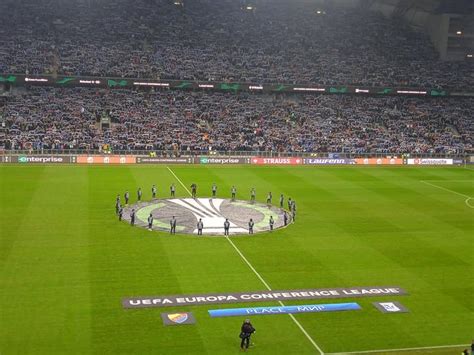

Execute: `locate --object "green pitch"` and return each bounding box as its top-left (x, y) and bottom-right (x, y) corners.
top-left (1, 165), bottom-right (472, 354)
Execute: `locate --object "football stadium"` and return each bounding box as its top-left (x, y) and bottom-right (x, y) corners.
top-left (0, 0), bottom-right (473, 354)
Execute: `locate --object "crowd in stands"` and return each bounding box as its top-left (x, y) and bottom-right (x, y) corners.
top-left (0, 0), bottom-right (472, 89)
top-left (1, 87), bottom-right (472, 154)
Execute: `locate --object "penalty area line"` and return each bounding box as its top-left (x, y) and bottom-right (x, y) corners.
top-left (420, 180), bottom-right (474, 209)
top-left (325, 343), bottom-right (468, 354)
top-left (166, 166), bottom-right (324, 355)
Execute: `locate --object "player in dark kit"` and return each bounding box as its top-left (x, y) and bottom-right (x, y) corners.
top-left (287, 197), bottom-right (292, 211)
top-left (197, 218), bottom-right (204, 235)
top-left (170, 216), bottom-right (177, 234)
top-left (269, 215), bottom-right (274, 231)
top-left (152, 185), bottom-right (157, 199)
top-left (239, 319), bottom-right (256, 351)
top-left (115, 195), bottom-right (121, 214)
top-left (224, 218), bottom-right (230, 236)
top-left (248, 219), bottom-right (254, 234)
top-left (118, 205), bottom-right (123, 221)
top-left (283, 212), bottom-right (288, 226)
top-left (124, 191), bottom-right (129, 205)
top-left (212, 183), bottom-right (217, 197)
top-left (170, 183), bottom-right (176, 197)
top-left (191, 183), bottom-right (197, 198)
top-left (137, 188), bottom-right (142, 201)
top-left (279, 194), bottom-right (284, 208)
top-left (147, 213), bottom-right (153, 231)
top-left (130, 209), bottom-right (135, 226)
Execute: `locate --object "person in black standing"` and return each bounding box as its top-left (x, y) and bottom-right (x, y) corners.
top-left (287, 197), bottom-right (292, 211)
top-left (115, 194), bottom-right (121, 214)
top-left (269, 216), bottom-right (274, 231)
top-left (212, 183), bottom-right (217, 198)
top-left (239, 319), bottom-right (255, 351)
top-left (170, 216), bottom-right (177, 234)
top-left (118, 205), bottom-right (123, 221)
top-left (130, 209), bottom-right (135, 226)
top-left (170, 183), bottom-right (176, 197)
top-left (137, 187), bottom-right (142, 202)
top-left (197, 218), bottom-right (203, 236)
top-left (283, 212), bottom-right (288, 226)
top-left (191, 183), bottom-right (197, 198)
top-left (224, 218), bottom-right (230, 236)
top-left (279, 193), bottom-right (284, 208)
top-left (248, 219), bottom-right (254, 234)
top-left (147, 213), bottom-right (153, 231)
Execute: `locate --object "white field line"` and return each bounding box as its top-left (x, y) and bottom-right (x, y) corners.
top-left (166, 166), bottom-right (324, 354)
top-left (326, 343), bottom-right (468, 354)
top-left (420, 180), bottom-right (474, 209)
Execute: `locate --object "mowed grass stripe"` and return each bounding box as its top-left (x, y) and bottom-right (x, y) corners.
top-left (1, 166), bottom-right (91, 353)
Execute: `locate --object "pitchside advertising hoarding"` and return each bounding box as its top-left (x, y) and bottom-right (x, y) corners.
top-left (5, 155), bottom-right (76, 163)
top-left (136, 157), bottom-right (192, 164)
top-left (76, 155), bottom-right (136, 164)
top-left (251, 157), bottom-right (302, 165)
top-left (197, 157), bottom-right (250, 164)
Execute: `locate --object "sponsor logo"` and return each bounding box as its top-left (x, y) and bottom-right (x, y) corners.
top-left (198, 157), bottom-right (248, 164)
top-left (77, 155), bottom-right (136, 164)
top-left (407, 158), bottom-right (453, 165)
top-left (161, 312), bottom-right (196, 326)
top-left (208, 302), bottom-right (361, 317)
top-left (14, 156), bottom-right (68, 163)
top-left (303, 158), bottom-right (355, 165)
top-left (136, 157), bottom-right (192, 164)
top-left (251, 157), bottom-right (302, 165)
top-left (354, 158), bottom-right (403, 165)
top-left (373, 301), bottom-right (409, 313)
top-left (122, 286), bottom-right (407, 308)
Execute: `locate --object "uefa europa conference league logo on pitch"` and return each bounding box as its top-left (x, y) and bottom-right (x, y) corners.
top-left (122, 198), bottom-right (289, 235)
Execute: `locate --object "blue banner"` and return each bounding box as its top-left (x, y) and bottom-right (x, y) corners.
top-left (208, 302), bottom-right (361, 317)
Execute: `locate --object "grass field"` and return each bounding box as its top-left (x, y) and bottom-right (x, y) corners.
top-left (1, 165), bottom-right (473, 354)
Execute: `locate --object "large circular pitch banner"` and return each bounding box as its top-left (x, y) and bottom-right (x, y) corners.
top-left (121, 198), bottom-right (290, 236)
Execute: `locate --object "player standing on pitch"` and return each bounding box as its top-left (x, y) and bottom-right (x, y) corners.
top-left (279, 193), bottom-right (284, 208)
top-left (152, 184), bottom-right (157, 199)
top-left (115, 194), bottom-right (121, 214)
top-left (266, 192), bottom-right (272, 205)
top-left (250, 187), bottom-right (256, 203)
top-left (147, 213), bottom-right (153, 231)
top-left (170, 183), bottom-right (176, 197)
top-left (231, 186), bottom-right (237, 200)
top-left (224, 218), bottom-right (230, 235)
top-left (170, 216), bottom-right (177, 234)
top-left (269, 215), bottom-right (274, 231)
top-left (124, 191), bottom-right (130, 205)
top-left (130, 209), bottom-right (135, 226)
top-left (212, 183), bottom-right (217, 197)
top-left (137, 187), bottom-right (142, 202)
top-left (118, 205), bottom-right (123, 221)
top-left (248, 219), bottom-right (254, 234)
top-left (191, 183), bottom-right (197, 198)
top-left (197, 218), bottom-right (204, 235)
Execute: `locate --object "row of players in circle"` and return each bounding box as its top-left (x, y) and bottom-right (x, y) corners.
top-left (123, 212), bottom-right (289, 235)
top-left (115, 183), bottom-right (298, 212)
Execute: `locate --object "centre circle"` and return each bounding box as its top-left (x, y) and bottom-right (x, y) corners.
top-left (121, 198), bottom-right (291, 236)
